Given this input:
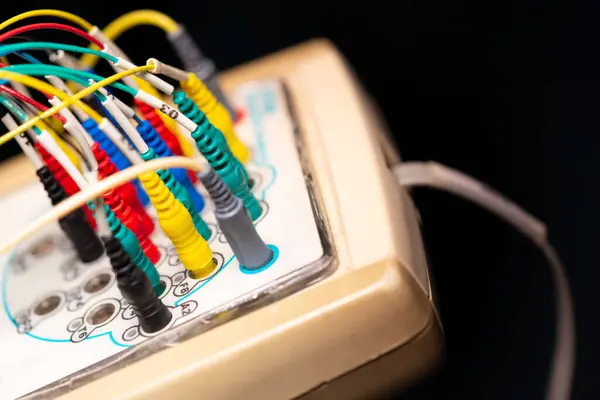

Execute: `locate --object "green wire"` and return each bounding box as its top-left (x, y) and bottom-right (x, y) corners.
top-left (0, 64), bottom-right (137, 97)
top-left (0, 93), bottom-right (41, 134)
top-left (0, 42), bottom-right (117, 63)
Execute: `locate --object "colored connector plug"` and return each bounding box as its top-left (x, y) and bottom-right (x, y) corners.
top-left (173, 92), bottom-right (263, 221)
top-left (91, 140), bottom-right (155, 235)
top-left (139, 171), bottom-right (216, 279)
top-left (181, 73), bottom-right (250, 163)
top-left (102, 235), bottom-right (171, 333)
top-left (136, 119), bottom-right (205, 212)
top-left (135, 98), bottom-right (198, 185)
top-left (37, 166), bottom-right (104, 263)
top-left (104, 206), bottom-right (162, 295)
top-left (35, 142), bottom-right (97, 229)
top-left (199, 168), bottom-right (272, 270)
top-left (141, 148), bottom-right (211, 240)
top-left (134, 99), bottom-right (183, 156)
top-left (103, 186), bottom-right (160, 265)
top-left (83, 118), bottom-right (151, 209)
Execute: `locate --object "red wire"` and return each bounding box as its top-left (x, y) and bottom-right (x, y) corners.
top-left (0, 85), bottom-right (66, 123)
top-left (0, 23), bottom-right (104, 49)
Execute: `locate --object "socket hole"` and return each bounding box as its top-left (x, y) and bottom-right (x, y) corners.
top-left (87, 303), bottom-right (116, 326)
top-left (30, 238), bottom-right (55, 257)
top-left (83, 273), bottom-right (112, 294)
top-left (248, 178), bottom-right (255, 188)
top-left (33, 295), bottom-right (61, 316)
top-left (187, 257), bottom-right (219, 281)
top-left (172, 273), bottom-right (185, 285)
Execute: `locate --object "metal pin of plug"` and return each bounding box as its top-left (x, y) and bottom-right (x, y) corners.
top-left (198, 167), bottom-right (272, 270)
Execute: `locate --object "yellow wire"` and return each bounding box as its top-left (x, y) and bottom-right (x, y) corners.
top-left (0, 74), bottom-right (102, 123)
top-left (0, 64), bottom-right (152, 146)
top-left (0, 73), bottom-right (88, 166)
top-left (0, 9), bottom-right (93, 32)
top-left (0, 156), bottom-right (203, 255)
top-left (80, 9), bottom-right (179, 68)
top-left (104, 10), bottom-right (179, 36)
top-left (74, 9), bottom-right (192, 154)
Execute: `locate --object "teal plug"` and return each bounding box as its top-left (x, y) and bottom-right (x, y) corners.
top-left (104, 206), bottom-right (163, 296)
top-left (173, 91), bottom-right (262, 221)
top-left (141, 148), bottom-right (212, 240)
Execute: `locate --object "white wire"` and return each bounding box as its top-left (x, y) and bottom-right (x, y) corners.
top-left (0, 156), bottom-right (204, 255)
top-left (114, 58), bottom-right (175, 95)
top-left (36, 130), bottom-right (87, 189)
top-left (101, 96), bottom-right (149, 153)
top-left (44, 75), bottom-right (88, 121)
top-left (135, 90), bottom-right (197, 133)
top-left (98, 118), bottom-right (144, 165)
top-left (2, 114), bottom-right (43, 169)
top-left (47, 96), bottom-right (97, 172)
top-left (393, 161), bottom-right (574, 400)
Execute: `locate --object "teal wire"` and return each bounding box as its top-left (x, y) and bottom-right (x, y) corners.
top-left (0, 93), bottom-right (41, 134)
top-left (0, 42), bottom-right (117, 63)
top-left (0, 64), bottom-right (137, 96)
top-left (0, 67), bottom-right (104, 101)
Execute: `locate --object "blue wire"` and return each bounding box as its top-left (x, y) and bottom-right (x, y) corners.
top-left (15, 52), bottom-right (42, 65)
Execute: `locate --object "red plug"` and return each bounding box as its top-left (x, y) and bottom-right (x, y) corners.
top-left (135, 99), bottom-right (199, 184)
top-left (103, 188), bottom-right (160, 264)
top-left (92, 143), bottom-right (155, 235)
top-left (135, 99), bottom-right (183, 156)
top-left (234, 108), bottom-right (246, 125)
top-left (35, 142), bottom-right (97, 229)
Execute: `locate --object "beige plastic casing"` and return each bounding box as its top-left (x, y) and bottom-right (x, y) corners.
top-left (0, 39), bottom-right (443, 399)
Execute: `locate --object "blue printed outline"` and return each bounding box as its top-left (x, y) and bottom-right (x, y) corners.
top-left (173, 255), bottom-right (235, 306)
top-left (247, 91), bottom-right (278, 200)
top-left (0, 85), bottom-right (282, 348)
top-left (1, 252), bottom-right (130, 347)
top-left (239, 245), bottom-right (280, 275)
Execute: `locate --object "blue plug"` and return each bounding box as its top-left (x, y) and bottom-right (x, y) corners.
top-left (137, 120), bottom-right (205, 211)
top-left (82, 118), bottom-right (150, 206)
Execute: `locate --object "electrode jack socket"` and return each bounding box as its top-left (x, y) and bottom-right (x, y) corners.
top-left (199, 168), bottom-right (272, 269)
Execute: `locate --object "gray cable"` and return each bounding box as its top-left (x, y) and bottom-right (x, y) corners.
top-left (393, 161), bottom-right (574, 400)
top-left (198, 167), bottom-right (272, 269)
top-left (166, 26), bottom-right (236, 119)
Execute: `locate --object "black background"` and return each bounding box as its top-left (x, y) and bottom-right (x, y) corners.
top-left (1, 1), bottom-right (597, 399)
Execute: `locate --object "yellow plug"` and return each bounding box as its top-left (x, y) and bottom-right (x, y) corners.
top-left (45, 116), bottom-right (66, 136)
top-left (135, 77), bottom-right (196, 158)
top-left (181, 74), bottom-right (250, 164)
top-left (139, 170), bottom-right (216, 279)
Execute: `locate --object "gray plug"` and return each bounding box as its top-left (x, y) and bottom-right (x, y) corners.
top-left (198, 167), bottom-right (273, 270)
top-left (167, 26), bottom-right (236, 119)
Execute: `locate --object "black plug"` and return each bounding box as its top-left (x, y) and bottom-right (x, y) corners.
top-left (37, 166), bottom-right (104, 263)
top-left (102, 235), bottom-right (171, 333)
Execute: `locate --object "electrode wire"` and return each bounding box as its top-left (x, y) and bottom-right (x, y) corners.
top-left (393, 161), bottom-right (574, 400)
top-left (0, 73), bottom-right (101, 122)
top-left (79, 9), bottom-right (179, 69)
top-left (0, 84), bottom-right (66, 123)
top-left (0, 23), bottom-right (104, 49)
top-left (0, 10), bottom-right (93, 32)
top-left (0, 156), bottom-right (204, 255)
top-left (0, 64), bottom-right (152, 145)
